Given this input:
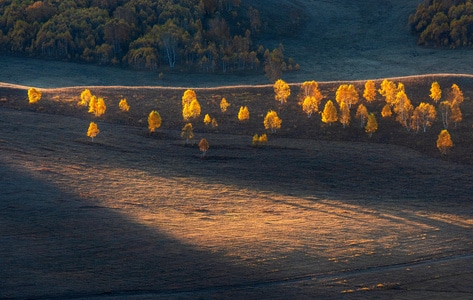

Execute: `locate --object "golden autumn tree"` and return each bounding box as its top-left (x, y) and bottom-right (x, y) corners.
top-left (182, 89), bottom-right (197, 107)
top-left (355, 104), bottom-right (369, 128)
top-left (79, 89), bottom-right (92, 106)
top-left (87, 121), bottom-right (100, 142)
top-left (365, 113), bottom-right (378, 137)
top-left (381, 104), bottom-right (392, 118)
top-left (252, 133), bottom-right (268, 145)
top-left (336, 84), bottom-right (358, 108)
top-left (339, 100), bottom-right (350, 128)
top-left (88, 96), bottom-right (97, 114)
top-left (429, 81), bottom-right (442, 102)
top-left (413, 102), bottom-right (437, 133)
top-left (450, 84), bottom-right (464, 105)
top-left (119, 98), bottom-right (130, 112)
top-left (95, 97), bottom-right (106, 117)
top-left (220, 97), bottom-right (230, 112)
top-left (183, 99), bottom-right (201, 121)
top-left (321, 100), bottom-right (338, 126)
top-left (28, 88), bottom-right (41, 104)
top-left (199, 138), bottom-right (209, 157)
top-left (436, 129), bottom-right (453, 155)
top-left (264, 110), bottom-right (282, 133)
top-left (181, 123), bottom-right (194, 144)
top-left (299, 80), bottom-right (323, 103)
top-left (182, 89), bottom-right (200, 121)
top-left (189, 99), bottom-right (201, 118)
top-left (238, 106), bottom-right (250, 121)
top-left (302, 96), bottom-right (320, 118)
top-left (449, 84), bottom-right (464, 128)
top-left (378, 79), bottom-right (397, 105)
top-left (274, 79), bottom-right (290, 105)
top-left (363, 80), bottom-right (377, 102)
top-left (411, 110), bottom-right (421, 133)
top-left (182, 103), bottom-right (192, 121)
top-left (393, 89), bottom-right (413, 130)
top-left (148, 110), bottom-right (162, 133)
top-left (203, 114), bottom-right (211, 125)
top-left (258, 133), bottom-right (268, 144)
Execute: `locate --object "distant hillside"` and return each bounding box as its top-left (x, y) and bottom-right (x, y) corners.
top-left (409, 0), bottom-right (473, 48)
top-left (0, 0), bottom-right (298, 79)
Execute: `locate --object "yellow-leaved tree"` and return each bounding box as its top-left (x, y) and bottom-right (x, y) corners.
top-left (436, 129), bottom-right (453, 155)
top-left (393, 89), bottom-right (413, 130)
top-left (381, 104), bottom-right (392, 117)
top-left (87, 122), bottom-right (100, 142)
top-left (183, 99), bottom-right (201, 121)
top-left (335, 84), bottom-right (358, 108)
top-left (95, 97), bottom-right (106, 117)
top-left (450, 84), bottom-right (464, 105)
top-left (238, 106), bottom-right (250, 121)
top-left (378, 79), bottom-right (397, 105)
top-left (119, 98), bottom-right (130, 112)
top-left (199, 138), bottom-right (209, 157)
top-left (365, 113), bottom-right (378, 137)
top-left (449, 84), bottom-right (464, 128)
top-left (355, 104), bottom-right (369, 128)
top-left (211, 118), bottom-right (218, 128)
top-left (321, 100), bottom-right (338, 126)
top-left (181, 123), bottom-right (194, 144)
top-left (274, 79), bottom-right (290, 105)
top-left (220, 97), bottom-right (230, 112)
top-left (252, 134), bottom-right (268, 145)
top-left (88, 96), bottom-right (106, 117)
top-left (339, 100), bottom-right (350, 128)
top-left (148, 110), bottom-right (162, 133)
top-left (412, 102), bottom-right (436, 133)
top-left (182, 89), bottom-right (200, 121)
top-left (88, 96), bottom-right (97, 114)
top-left (28, 88), bottom-right (41, 104)
top-left (264, 110), bottom-right (282, 133)
top-left (182, 89), bottom-right (197, 107)
top-left (302, 96), bottom-right (320, 118)
top-left (299, 80), bottom-right (322, 103)
top-left (203, 114), bottom-right (211, 125)
top-left (363, 80), bottom-right (377, 102)
top-left (429, 82), bottom-right (442, 102)
top-left (79, 89), bottom-right (92, 106)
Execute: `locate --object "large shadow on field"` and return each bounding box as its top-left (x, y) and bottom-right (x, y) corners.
top-left (0, 162), bottom-right (298, 299)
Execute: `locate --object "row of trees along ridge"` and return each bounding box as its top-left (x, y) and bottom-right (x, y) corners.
top-left (26, 78), bottom-right (462, 156)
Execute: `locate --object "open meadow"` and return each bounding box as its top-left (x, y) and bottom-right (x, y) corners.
top-left (1, 0), bottom-right (473, 298)
top-left (1, 75), bottom-right (473, 299)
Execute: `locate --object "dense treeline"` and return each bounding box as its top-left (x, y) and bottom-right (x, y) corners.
top-left (0, 0), bottom-right (297, 79)
top-left (409, 0), bottom-right (473, 48)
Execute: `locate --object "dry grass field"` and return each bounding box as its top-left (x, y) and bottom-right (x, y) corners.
top-left (1, 0), bottom-right (473, 298)
top-left (1, 75), bottom-right (473, 299)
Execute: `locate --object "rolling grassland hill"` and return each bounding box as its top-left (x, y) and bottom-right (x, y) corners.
top-left (1, 0), bottom-right (473, 299)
